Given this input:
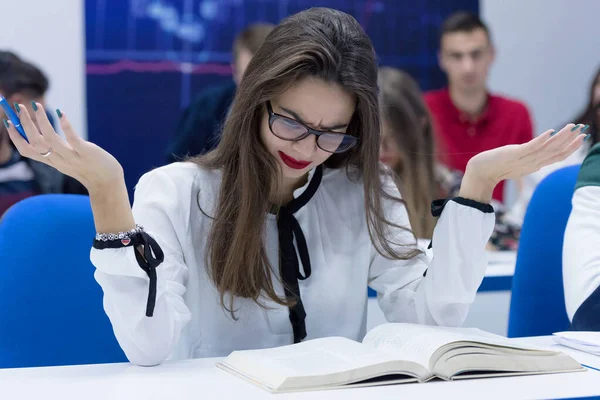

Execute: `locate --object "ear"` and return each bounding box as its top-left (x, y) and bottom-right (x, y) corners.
top-left (7, 92), bottom-right (26, 106)
top-left (489, 44), bottom-right (496, 63)
top-left (437, 50), bottom-right (446, 73)
top-left (231, 63), bottom-right (240, 86)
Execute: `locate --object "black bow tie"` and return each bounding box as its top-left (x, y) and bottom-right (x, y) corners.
top-left (275, 165), bottom-right (323, 343)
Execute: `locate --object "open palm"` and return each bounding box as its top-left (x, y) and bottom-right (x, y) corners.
top-left (466, 124), bottom-right (587, 187)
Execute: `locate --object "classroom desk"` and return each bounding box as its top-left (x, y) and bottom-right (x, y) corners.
top-left (0, 337), bottom-right (598, 400)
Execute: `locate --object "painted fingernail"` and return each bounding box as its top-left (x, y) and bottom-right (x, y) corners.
top-left (550, 129), bottom-right (559, 136)
top-left (584, 134), bottom-right (591, 142)
top-left (570, 124), bottom-right (581, 132)
top-left (2, 118), bottom-right (9, 129)
top-left (13, 102), bottom-right (20, 113)
top-left (581, 124), bottom-right (590, 133)
top-left (56, 109), bottom-right (63, 119)
top-left (31, 101), bottom-right (38, 112)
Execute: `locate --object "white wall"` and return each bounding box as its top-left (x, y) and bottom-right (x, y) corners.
top-left (0, 0), bottom-right (86, 138)
top-left (482, 0), bottom-right (600, 133)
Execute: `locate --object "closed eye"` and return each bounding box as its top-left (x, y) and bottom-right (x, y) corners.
top-left (281, 118), bottom-right (304, 129)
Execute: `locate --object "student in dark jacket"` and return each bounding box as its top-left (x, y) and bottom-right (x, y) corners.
top-left (165, 23), bottom-right (274, 162)
top-left (0, 52), bottom-right (86, 216)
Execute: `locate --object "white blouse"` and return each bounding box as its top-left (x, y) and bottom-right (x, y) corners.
top-left (90, 162), bottom-right (494, 366)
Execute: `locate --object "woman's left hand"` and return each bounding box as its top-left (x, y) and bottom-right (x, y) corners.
top-left (459, 123), bottom-right (588, 203)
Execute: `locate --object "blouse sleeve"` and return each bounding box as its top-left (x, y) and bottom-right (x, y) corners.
top-left (368, 177), bottom-right (495, 326)
top-left (90, 168), bottom-right (192, 366)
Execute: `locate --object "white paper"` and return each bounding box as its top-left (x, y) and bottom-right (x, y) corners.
top-left (553, 331), bottom-right (600, 356)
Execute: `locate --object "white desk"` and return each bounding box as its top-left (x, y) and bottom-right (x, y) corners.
top-left (1, 337), bottom-right (599, 400)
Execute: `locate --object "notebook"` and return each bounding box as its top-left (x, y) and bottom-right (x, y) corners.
top-left (217, 323), bottom-right (584, 393)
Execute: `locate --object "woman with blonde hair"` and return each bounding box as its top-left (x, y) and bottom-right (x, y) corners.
top-left (378, 67), bottom-right (438, 238)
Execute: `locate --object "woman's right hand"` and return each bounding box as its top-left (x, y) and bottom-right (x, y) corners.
top-left (5, 102), bottom-right (124, 194)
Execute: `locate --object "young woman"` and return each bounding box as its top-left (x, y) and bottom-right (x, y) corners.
top-left (378, 67), bottom-right (438, 239)
top-left (5, 8), bottom-right (586, 366)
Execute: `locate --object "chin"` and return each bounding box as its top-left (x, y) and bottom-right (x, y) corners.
top-left (280, 163), bottom-right (312, 179)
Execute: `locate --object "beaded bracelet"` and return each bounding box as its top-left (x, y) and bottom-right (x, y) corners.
top-left (95, 224), bottom-right (144, 243)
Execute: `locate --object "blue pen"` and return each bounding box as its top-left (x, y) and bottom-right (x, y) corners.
top-left (0, 94), bottom-right (28, 142)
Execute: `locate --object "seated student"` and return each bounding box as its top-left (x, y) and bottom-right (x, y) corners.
top-left (424, 12), bottom-right (534, 203)
top-left (0, 51), bottom-right (21, 71)
top-left (0, 55), bottom-right (86, 216)
top-left (563, 142), bottom-right (600, 331)
top-left (378, 67), bottom-right (520, 250)
top-left (378, 67), bottom-right (438, 239)
top-left (165, 23), bottom-right (275, 162)
top-left (6, 7), bottom-right (586, 366)
top-left (571, 65), bottom-right (600, 150)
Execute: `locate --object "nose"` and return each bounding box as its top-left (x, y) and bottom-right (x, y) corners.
top-left (462, 56), bottom-right (475, 73)
top-left (379, 146), bottom-right (389, 161)
top-left (292, 134), bottom-right (318, 159)
top-left (379, 140), bottom-right (387, 157)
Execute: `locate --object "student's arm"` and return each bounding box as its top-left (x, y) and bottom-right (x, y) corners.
top-left (369, 124), bottom-right (587, 326)
top-left (6, 102), bottom-right (191, 365)
top-left (91, 168), bottom-right (192, 365)
top-left (368, 176), bottom-right (494, 326)
top-left (563, 143), bottom-right (600, 330)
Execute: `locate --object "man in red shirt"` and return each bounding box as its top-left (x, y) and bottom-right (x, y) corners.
top-left (425, 12), bottom-right (533, 202)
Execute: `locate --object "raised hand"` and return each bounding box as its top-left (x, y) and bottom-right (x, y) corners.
top-left (460, 124), bottom-right (588, 203)
top-left (4, 102), bottom-right (124, 193)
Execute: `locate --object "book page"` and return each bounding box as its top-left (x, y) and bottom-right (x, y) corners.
top-left (362, 323), bottom-right (539, 369)
top-left (219, 336), bottom-right (415, 391)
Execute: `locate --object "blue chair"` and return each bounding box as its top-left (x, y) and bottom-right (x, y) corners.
top-left (0, 194), bottom-right (127, 368)
top-left (507, 165), bottom-right (581, 337)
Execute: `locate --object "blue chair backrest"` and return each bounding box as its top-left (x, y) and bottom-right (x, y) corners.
top-left (0, 194), bottom-right (127, 368)
top-left (508, 165), bottom-right (581, 337)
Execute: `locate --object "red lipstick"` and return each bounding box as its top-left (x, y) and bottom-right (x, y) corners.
top-left (278, 151), bottom-right (311, 170)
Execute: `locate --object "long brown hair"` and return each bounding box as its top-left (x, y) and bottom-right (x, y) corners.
top-left (194, 8), bottom-right (420, 316)
top-left (572, 65), bottom-right (600, 147)
top-left (378, 67), bottom-right (437, 239)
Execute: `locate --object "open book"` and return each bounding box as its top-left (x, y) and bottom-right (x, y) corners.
top-left (217, 323), bottom-right (584, 393)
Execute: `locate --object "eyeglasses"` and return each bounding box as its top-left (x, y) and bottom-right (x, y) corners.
top-left (266, 101), bottom-right (358, 154)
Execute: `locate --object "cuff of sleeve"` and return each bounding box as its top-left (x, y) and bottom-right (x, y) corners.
top-left (92, 231), bottom-right (165, 317)
top-left (431, 197), bottom-right (494, 217)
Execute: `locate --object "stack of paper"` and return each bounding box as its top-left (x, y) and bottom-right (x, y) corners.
top-left (553, 331), bottom-right (600, 356)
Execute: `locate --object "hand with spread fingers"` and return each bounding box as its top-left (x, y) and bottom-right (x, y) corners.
top-left (459, 124), bottom-right (589, 203)
top-left (3, 102), bottom-right (124, 194)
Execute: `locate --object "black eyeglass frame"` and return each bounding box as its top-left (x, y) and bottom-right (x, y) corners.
top-left (266, 101), bottom-right (358, 154)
